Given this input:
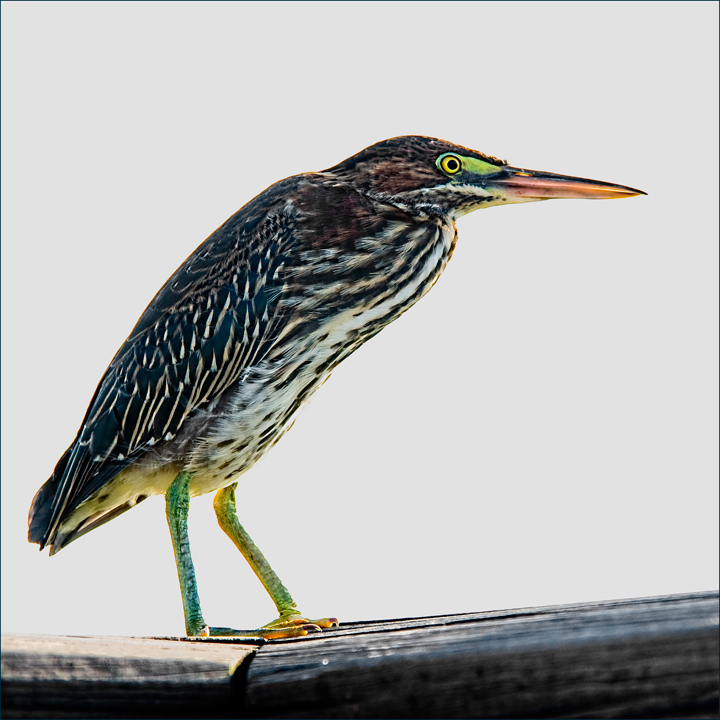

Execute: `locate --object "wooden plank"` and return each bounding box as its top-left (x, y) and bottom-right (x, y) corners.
top-left (243, 592), bottom-right (719, 719)
top-left (1, 592), bottom-right (717, 718)
top-left (1, 634), bottom-right (258, 718)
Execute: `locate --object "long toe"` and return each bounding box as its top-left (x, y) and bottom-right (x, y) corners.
top-left (264, 613), bottom-right (340, 634)
top-left (201, 625), bottom-right (312, 640)
top-left (193, 614), bottom-right (339, 639)
top-left (302, 616), bottom-right (338, 629)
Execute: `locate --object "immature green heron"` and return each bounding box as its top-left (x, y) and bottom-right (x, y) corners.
top-left (29, 136), bottom-right (645, 638)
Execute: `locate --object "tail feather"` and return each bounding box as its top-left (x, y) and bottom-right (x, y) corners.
top-left (28, 442), bottom-right (140, 554)
top-left (28, 446), bottom-right (73, 549)
top-left (48, 498), bottom-right (145, 555)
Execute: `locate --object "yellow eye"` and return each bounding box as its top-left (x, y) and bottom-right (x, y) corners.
top-left (440, 154), bottom-right (462, 175)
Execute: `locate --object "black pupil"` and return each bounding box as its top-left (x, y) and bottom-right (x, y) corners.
top-left (447, 158), bottom-right (459, 171)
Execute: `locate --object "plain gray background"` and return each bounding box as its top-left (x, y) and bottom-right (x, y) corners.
top-left (2, 1), bottom-right (718, 637)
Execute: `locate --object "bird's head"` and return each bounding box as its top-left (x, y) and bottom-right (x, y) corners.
top-left (324, 136), bottom-right (645, 220)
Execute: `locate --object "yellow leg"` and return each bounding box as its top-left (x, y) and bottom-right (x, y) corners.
top-left (213, 483), bottom-right (338, 637)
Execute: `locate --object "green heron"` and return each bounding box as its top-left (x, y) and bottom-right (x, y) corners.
top-left (28, 136), bottom-right (645, 638)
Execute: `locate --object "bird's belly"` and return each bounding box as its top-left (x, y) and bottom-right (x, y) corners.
top-left (184, 357), bottom-right (330, 497)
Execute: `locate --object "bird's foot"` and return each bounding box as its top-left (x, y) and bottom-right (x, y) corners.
top-left (263, 612), bottom-right (339, 636)
top-left (188, 613), bottom-right (339, 640)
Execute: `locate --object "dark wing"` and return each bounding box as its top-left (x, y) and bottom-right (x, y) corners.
top-left (29, 178), bottom-right (302, 550)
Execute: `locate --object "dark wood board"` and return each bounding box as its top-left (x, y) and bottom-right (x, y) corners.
top-left (2, 592), bottom-right (718, 719)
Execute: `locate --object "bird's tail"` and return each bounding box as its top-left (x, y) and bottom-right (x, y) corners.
top-left (28, 446), bottom-right (73, 550)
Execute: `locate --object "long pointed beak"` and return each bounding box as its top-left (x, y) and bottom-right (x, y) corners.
top-left (493, 166), bottom-right (646, 200)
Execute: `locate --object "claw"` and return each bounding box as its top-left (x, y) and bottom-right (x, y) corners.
top-left (303, 623), bottom-right (323, 633)
top-left (312, 617), bottom-right (339, 629)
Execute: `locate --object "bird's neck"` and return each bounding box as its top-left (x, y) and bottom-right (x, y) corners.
top-left (275, 203), bottom-right (457, 368)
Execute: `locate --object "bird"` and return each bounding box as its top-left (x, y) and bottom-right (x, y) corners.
top-left (28, 136), bottom-right (645, 638)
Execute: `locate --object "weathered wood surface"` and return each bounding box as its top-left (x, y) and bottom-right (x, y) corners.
top-left (2, 591), bottom-right (718, 719)
top-left (0, 633), bottom-right (257, 718)
top-left (245, 592), bottom-right (719, 719)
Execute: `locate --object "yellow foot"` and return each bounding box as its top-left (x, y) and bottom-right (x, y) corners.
top-left (264, 613), bottom-right (339, 634)
top-left (192, 615), bottom-right (339, 640)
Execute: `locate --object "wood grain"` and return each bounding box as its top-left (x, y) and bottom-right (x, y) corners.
top-left (2, 592), bottom-right (717, 718)
top-left (243, 593), bottom-right (719, 718)
top-left (1, 634), bottom-right (258, 718)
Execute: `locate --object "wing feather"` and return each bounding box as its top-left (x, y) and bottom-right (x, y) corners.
top-left (29, 182), bottom-right (301, 548)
